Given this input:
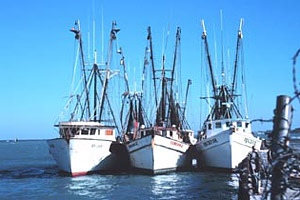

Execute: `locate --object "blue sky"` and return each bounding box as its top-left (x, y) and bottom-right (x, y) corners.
top-left (0, 0), bottom-right (299, 139)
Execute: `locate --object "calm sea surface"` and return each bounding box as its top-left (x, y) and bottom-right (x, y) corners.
top-left (1, 138), bottom-right (299, 200)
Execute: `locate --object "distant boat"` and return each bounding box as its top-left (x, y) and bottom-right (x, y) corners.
top-left (122, 27), bottom-right (196, 174)
top-left (195, 19), bottom-right (261, 170)
top-left (47, 21), bottom-right (124, 176)
top-left (14, 138), bottom-right (19, 143)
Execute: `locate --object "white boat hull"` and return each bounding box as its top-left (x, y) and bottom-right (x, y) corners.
top-left (195, 131), bottom-right (261, 170)
top-left (126, 135), bottom-right (191, 174)
top-left (47, 138), bottom-right (119, 176)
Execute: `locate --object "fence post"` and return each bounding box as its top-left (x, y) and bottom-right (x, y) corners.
top-left (271, 95), bottom-right (293, 200)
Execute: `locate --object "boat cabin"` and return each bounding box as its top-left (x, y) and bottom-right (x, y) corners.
top-left (204, 119), bottom-right (251, 138)
top-left (129, 125), bottom-right (194, 144)
top-left (57, 121), bottom-right (116, 140)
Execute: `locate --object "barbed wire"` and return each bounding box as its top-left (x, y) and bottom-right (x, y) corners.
top-left (250, 119), bottom-right (273, 124)
top-left (237, 49), bottom-right (300, 200)
top-left (292, 49), bottom-right (300, 104)
top-left (260, 145), bottom-right (300, 200)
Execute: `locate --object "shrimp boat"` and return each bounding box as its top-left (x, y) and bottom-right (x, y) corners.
top-left (195, 19), bottom-right (261, 170)
top-left (122, 27), bottom-right (196, 174)
top-left (47, 21), bottom-right (123, 176)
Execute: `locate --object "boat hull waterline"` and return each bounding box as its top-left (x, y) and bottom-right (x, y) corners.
top-left (126, 134), bottom-right (191, 174)
top-left (47, 138), bottom-right (119, 176)
top-left (195, 131), bottom-right (262, 170)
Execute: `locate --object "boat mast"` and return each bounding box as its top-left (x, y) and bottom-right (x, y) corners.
top-left (167, 27), bottom-right (181, 123)
top-left (220, 10), bottom-right (225, 85)
top-left (232, 18), bottom-right (243, 96)
top-left (119, 47), bottom-right (131, 132)
top-left (157, 32), bottom-right (168, 126)
top-left (93, 51), bottom-right (98, 121)
top-left (99, 21), bottom-right (120, 121)
top-left (71, 20), bottom-right (91, 118)
top-left (118, 47), bottom-right (130, 92)
top-left (141, 47), bottom-right (150, 100)
top-left (201, 20), bottom-right (217, 98)
top-left (183, 79), bottom-right (192, 117)
top-left (147, 27), bottom-right (158, 107)
top-left (170, 27), bottom-right (181, 94)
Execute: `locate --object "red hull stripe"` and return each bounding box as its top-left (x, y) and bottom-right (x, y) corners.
top-left (71, 171), bottom-right (89, 177)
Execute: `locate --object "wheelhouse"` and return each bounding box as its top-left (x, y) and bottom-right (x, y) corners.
top-left (204, 119), bottom-right (251, 138)
top-left (57, 121), bottom-right (116, 139)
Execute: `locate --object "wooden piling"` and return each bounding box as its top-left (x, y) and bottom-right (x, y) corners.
top-left (271, 95), bottom-right (293, 200)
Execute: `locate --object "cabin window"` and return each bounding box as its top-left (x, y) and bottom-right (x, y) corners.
top-left (226, 122), bottom-right (231, 127)
top-left (237, 121), bottom-right (242, 128)
top-left (215, 122), bottom-right (221, 129)
top-left (170, 131), bottom-right (173, 137)
top-left (81, 128), bottom-right (88, 135)
top-left (63, 128), bottom-right (70, 135)
top-left (59, 129), bottom-right (64, 136)
top-left (208, 123), bottom-right (212, 130)
top-left (146, 130), bottom-right (153, 136)
top-left (162, 130), bottom-right (167, 137)
top-left (245, 123), bottom-right (250, 128)
top-left (90, 129), bottom-right (96, 135)
top-left (71, 128), bottom-right (79, 135)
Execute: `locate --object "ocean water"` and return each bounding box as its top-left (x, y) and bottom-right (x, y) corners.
top-left (0, 140), bottom-right (240, 200)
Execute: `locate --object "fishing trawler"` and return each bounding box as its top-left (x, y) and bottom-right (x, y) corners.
top-left (47, 21), bottom-right (123, 176)
top-left (122, 27), bottom-right (196, 174)
top-left (195, 19), bottom-right (261, 170)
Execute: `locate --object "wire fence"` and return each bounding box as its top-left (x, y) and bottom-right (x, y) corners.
top-left (237, 49), bottom-right (300, 200)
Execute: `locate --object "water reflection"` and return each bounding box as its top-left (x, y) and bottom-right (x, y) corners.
top-left (186, 171), bottom-right (238, 199)
top-left (150, 174), bottom-right (180, 198)
top-left (66, 175), bottom-right (116, 199)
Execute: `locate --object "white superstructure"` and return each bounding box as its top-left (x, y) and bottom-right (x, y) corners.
top-left (126, 126), bottom-right (195, 174)
top-left (195, 19), bottom-right (262, 170)
top-left (47, 21), bottom-right (124, 176)
top-left (196, 119), bottom-right (261, 170)
top-left (48, 122), bottom-right (119, 176)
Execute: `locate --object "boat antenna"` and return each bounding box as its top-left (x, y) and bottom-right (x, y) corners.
top-left (201, 20), bottom-right (217, 97)
top-left (101, 7), bottom-right (104, 64)
top-left (92, 2), bottom-right (96, 61)
top-left (87, 25), bottom-right (91, 63)
top-left (220, 9), bottom-right (225, 85)
top-left (162, 22), bottom-right (171, 72)
top-left (70, 20), bottom-right (91, 118)
top-left (232, 18), bottom-right (244, 97)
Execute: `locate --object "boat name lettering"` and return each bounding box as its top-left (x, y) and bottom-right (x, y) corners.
top-left (91, 144), bottom-right (103, 148)
top-left (203, 138), bottom-right (218, 147)
top-left (170, 141), bottom-right (183, 148)
top-left (244, 138), bottom-right (256, 146)
top-left (128, 142), bottom-right (138, 149)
